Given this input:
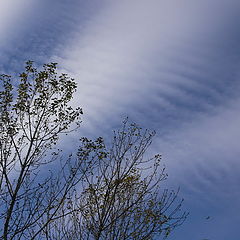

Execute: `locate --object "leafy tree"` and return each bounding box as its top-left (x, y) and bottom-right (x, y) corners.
top-left (0, 62), bottom-right (187, 240)
top-left (0, 61), bottom-right (83, 240)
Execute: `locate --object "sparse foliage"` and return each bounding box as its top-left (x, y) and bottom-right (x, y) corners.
top-left (0, 61), bottom-right (83, 240)
top-left (0, 62), bottom-right (187, 240)
top-left (47, 120), bottom-right (187, 240)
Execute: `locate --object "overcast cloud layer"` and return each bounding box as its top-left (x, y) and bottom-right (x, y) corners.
top-left (1, 1), bottom-right (240, 239)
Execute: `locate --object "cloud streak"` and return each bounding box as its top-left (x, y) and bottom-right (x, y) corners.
top-left (1, 1), bottom-right (240, 239)
top-left (53, 0), bottom-right (240, 135)
top-left (52, 2), bottom-right (240, 238)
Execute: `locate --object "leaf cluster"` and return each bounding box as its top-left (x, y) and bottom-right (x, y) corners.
top-left (0, 62), bottom-right (82, 240)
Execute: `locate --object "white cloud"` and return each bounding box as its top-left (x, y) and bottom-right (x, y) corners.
top-left (0, 0), bottom-right (37, 46)
top-left (49, 1), bottom-right (240, 208)
top-left (1, 1), bottom-right (240, 238)
top-left (155, 98), bottom-right (240, 200)
top-left (51, 1), bottom-right (239, 139)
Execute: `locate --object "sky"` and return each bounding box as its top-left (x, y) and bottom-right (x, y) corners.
top-left (1, 0), bottom-right (240, 239)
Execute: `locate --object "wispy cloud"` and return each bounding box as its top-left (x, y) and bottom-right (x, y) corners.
top-left (0, 0), bottom-right (103, 74)
top-left (0, 0), bottom-right (35, 45)
top-left (51, 2), bottom-right (240, 238)
top-left (1, 1), bottom-right (240, 239)
top-left (2, 0), bottom-right (240, 192)
top-left (53, 0), bottom-right (240, 135)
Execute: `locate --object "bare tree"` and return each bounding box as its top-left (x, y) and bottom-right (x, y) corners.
top-left (48, 120), bottom-right (188, 240)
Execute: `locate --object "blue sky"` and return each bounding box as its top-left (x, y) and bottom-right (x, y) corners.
top-left (1, 0), bottom-right (240, 239)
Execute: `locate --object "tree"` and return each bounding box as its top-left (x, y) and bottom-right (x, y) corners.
top-left (0, 61), bottom-right (83, 240)
top-left (0, 62), bottom-right (187, 240)
top-left (47, 120), bottom-right (187, 240)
